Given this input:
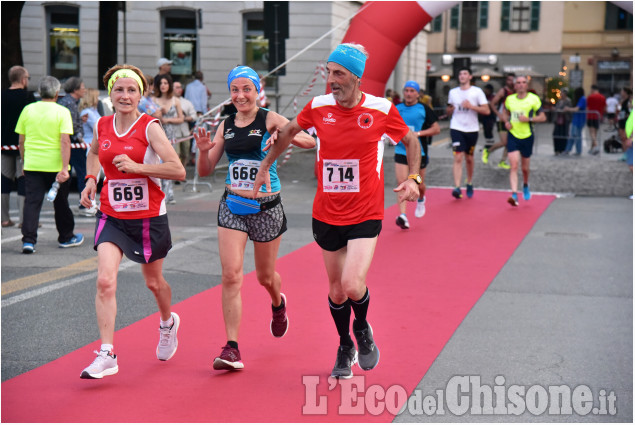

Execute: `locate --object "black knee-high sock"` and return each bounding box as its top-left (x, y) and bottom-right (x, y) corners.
top-left (329, 297), bottom-right (353, 347)
top-left (350, 288), bottom-right (369, 330)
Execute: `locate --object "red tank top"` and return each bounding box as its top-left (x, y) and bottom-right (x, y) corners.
top-left (97, 113), bottom-right (166, 219)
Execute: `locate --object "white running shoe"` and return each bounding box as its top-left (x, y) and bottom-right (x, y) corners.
top-left (80, 350), bottom-right (118, 379)
top-left (156, 312), bottom-right (180, 361)
top-left (414, 198), bottom-right (426, 218)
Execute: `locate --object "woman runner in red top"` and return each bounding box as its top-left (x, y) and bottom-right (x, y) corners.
top-left (79, 64), bottom-right (186, 379)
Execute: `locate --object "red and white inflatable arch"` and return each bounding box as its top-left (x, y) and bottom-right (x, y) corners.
top-left (338, 1), bottom-right (459, 97)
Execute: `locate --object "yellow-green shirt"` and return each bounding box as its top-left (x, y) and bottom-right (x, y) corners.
top-left (505, 92), bottom-right (542, 140)
top-left (626, 110), bottom-right (633, 139)
top-left (15, 101), bottom-right (73, 172)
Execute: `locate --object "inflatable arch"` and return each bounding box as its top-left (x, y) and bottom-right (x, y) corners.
top-left (337, 1), bottom-right (458, 97)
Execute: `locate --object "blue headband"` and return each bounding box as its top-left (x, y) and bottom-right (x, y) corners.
top-left (327, 44), bottom-right (367, 78)
top-left (227, 66), bottom-right (261, 94)
top-left (404, 80), bottom-right (420, 92)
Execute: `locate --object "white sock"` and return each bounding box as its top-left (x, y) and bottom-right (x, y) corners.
top-left (100, 344), bottom-right (113, 353)
top-left (160, 315), bottom-right (174, 328)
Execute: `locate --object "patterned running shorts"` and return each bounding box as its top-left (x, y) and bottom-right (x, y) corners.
top-left (218, 189), bottom-right (287, 242)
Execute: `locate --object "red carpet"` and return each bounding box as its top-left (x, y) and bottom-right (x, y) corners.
top-left (2, 188), bottom-right (554, 422)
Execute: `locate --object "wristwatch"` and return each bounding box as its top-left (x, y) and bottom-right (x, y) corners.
top-left (408, 174), bottom-right (422, 184)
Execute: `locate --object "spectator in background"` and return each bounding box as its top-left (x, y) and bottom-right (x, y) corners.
top-left (586, 84), bottom-right (606, 155)
top-left (57, 76), bottom-right (89, 212)
top-left (173, 81), bottom-right (196, 169)
top-left (157, 58), bottom-right (173, 77)
top-left (152, 73), bottom-right (184, 204)
top-left (185, 71), bottom-right (210, 116)
top-left (2, 65), bottom-right (35, 228)
top-left (552, 87), bottom-right (572, 155)
top-left (564, 87), bottom-right (586, 156)
top-left (79, 88), bottom-right (101, 216)
top-left (419, 88), bottom-right (433, 108)
top-left (16, 76), bottom-right (84, 253)
top-left (138, 74), bottom-right (162, 119)
top-left (605, 92), bottom-right (619, 130)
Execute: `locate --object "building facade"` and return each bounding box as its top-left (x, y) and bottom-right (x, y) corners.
top-left (562, 1), bottom-right (633, 96)
top-left (426, 1), bottom-right (632, 105)
top-left (15, 1), bottom-right (429, 117)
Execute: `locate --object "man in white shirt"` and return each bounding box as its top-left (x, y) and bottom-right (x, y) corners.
top-left (446, 67), bottom-right (490, 199)
top-left (184, 71), bottom-right (209, 116)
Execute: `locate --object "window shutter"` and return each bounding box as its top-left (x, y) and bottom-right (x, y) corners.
top-left (450, 5), bottom-right (459, 29)
top-left (479, 1), bottom-right (489, 29)
top-left (530, 1), bottom-right (540, 31)
top-left (501, 1), bottom-right (510, 31)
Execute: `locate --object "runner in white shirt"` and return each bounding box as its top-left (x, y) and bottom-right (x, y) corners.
top-left (446, 67), bottom-right (490, 199)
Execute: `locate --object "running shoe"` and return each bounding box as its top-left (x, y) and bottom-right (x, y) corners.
top-left (331, 345), bottom-right (358, 379)
top-left (522, 185), bottom-right (532, 201)
top-left (22, 243), bottom-right (35, 254)
top-left (497, 161), bottom-right (511, 170)
top-left (414, 198), bottom-right (426, 218)
top-left (466, 183), bottom-right (474, 199)
top-left (213, 344), bottom-right (244, 370)
top-left (80, 350), bottom-right (118, 379)
top-left (270, 293), bottom-right (289, 338)
top-left (167, 197), bottom-right (176, 205)
top-left (507, 192), bottom-right (519, 207)
top-left (59, 233), bottom-right (84, 248)
top-left (395, 214), bottom-right (410, 229)
top-left (481, 148), bottom-right (489, 164)
top-left (452, 187), bottom-right (462, 199)
top-left (353, 319), bottom-right (380, 371)
top-left (156, 312), bottom-right (180, 361)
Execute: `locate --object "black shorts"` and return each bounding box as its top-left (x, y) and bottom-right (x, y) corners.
top-left (394, 153), bottom-right (428, 169)
top-left (94, 211), bottom-right (172, 264)
top-left (587, 118), bottom-right (599, 129)
top-left (507, 133), bottom-right (534, 158)
top-left (450, 129), bottom-right (478, 155)
top-left (312, 218), bottom-right (382, 252)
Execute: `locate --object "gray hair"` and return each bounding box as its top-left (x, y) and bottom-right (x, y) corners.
top-left (63, 76), bottom-right (83, 94)
top-left (39, 76), bottom-right (61, 99)
top-left (340, 42), bottom-right (369, 59)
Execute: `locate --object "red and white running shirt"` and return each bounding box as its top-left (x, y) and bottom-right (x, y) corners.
top-left (296, 92), bottom-right (409, 225)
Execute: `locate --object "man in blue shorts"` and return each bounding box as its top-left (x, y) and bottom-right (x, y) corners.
top-left (502, 75), bottom-right (547, 206)
top-left (446, 67), bottom-right (490, 199)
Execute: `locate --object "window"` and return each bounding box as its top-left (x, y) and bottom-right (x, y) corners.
top-left (243, 12), bottom-right (268, 74)
top-left (161, 9), bottom-right (198, 81)
top-left (47, 5), bottom-right (80, 81)
top-left (501, 1), bottom-right (540, 32)
top-left (605, 2), bottom-right (633, 30)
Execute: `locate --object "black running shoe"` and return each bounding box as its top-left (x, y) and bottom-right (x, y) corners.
top-left (353, 319), bottom-right (380, 371)
top-left (331, 345), bottom-right (358, 379)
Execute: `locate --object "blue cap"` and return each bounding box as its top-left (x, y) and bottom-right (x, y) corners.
top-left (227, 66), bottom-right (261, 94)
top-left (404, 80), bottom-right (420, 92)
top-left (327, 44), bottom-right (367, 78)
